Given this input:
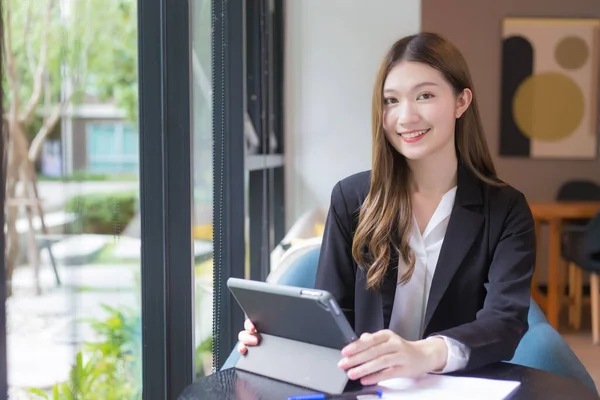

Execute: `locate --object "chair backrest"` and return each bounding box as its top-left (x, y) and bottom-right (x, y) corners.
top-left (266, 242), bottom-right (321, 288)
top-left (270, 208), bottom-right (326, 271)
top-left (556, 180), bottom-right (600, 226)
top-left (527, 298), bottom-right (547, 327)
top-left (556, 180), bottom-right (600, 201)
top-left (510, 322), bottom-right (598, 394)
top-left (509, 302), bottom-right (597, 394)
top-left (584, 211), bottom-right (600, 271)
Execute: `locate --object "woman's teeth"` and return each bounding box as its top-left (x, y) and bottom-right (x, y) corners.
top-left (400, 129), bottom-right (429, 138)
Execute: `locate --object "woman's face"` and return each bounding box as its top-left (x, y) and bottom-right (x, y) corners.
top-left (382, 61), bottom-right (471, 162)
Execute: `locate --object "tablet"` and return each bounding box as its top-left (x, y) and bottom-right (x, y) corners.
top-left (227, 277), bottom-right (358, 349)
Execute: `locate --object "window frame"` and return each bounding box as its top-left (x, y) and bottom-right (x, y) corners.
top-left (138, 0), bottom-right (195, 398)
top-left (246, 0), bottom-right (286, 282)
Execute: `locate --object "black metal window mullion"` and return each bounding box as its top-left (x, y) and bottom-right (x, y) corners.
top-left (248, 0), bottom-right (271, 282)
top-left (246, 0), bottom-right (287, 282)
top-left (211, 0), bottom-right (286, 370)
top-left (212, 0), bottom-right (246, 371)
top-left (271, 0), bottom-right (286, 247)
top-left (138, 0), bottom-right (194, 398)
top-left (164, 0), bottom-right (194, 396)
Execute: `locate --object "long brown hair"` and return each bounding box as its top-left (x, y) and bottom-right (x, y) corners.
top-left (351, 32), bottom-right (499, 291)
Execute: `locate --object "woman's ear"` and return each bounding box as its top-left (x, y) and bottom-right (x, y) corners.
top-left (455, 88), bottom-right (473, 119)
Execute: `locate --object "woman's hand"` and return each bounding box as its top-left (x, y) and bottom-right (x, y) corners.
top-left (237, 319), bottom-right (260, 355)
top-left (337, 330), bottom-right (448, 385)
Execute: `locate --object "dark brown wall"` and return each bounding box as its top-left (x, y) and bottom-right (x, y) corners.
top-left (422, 0), bottom-right (600, 283)
top-left (422, 0), bottom-right (600, 200)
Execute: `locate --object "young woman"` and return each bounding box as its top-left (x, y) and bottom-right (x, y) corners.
top-left (237, 32), bottom-right (536, 386)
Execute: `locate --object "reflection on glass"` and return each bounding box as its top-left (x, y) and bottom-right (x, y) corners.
top-left (191, 0), bottom-right (214, 379)
top-left (4, 0), bottom-right (142, 398)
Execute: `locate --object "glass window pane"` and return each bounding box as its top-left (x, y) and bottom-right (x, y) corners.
top-left (87, 123), bottom-right (139, 175)
top-left (123, 125), bottom-right (140, 157)
top-left (87, 123), bottom-right (117, 158)
top-left (191, 0), bottom-right (214, 380)
top-left (5, 0), bottom-right (142, 398)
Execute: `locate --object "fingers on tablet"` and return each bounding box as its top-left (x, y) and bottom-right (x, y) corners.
top-left (238, 330), bottom-right (259, 346)
top-left (244, 319), bottom-right (256, 333)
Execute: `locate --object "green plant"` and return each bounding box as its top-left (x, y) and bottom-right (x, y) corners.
top-left (30, 304), bottom-right (213, 398)
top-left (29, 305), bottom-right (142, 400)
top-left (195, 336), bottom-right (213, 379)
top-left (28, 353), bottom-right (98, 400)
top-left (65, 191), bottom-right (138, 235)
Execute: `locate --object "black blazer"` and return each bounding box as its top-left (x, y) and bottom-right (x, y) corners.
top-left (314, 164), bottom-right (536, 371)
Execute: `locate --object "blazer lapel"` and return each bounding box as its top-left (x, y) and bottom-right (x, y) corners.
top-left (423, 165), bottom-right (484, 332)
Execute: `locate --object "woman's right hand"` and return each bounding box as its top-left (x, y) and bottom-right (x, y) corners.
top-left (237, 319), bottom-right (260, 355)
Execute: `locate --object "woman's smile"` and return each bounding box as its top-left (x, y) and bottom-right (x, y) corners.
top-left (399, 128), bottom-right (430, 143)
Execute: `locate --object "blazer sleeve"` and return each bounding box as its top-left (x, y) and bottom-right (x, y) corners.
top-left (429, 191), bottom-right (536, 370)
top-left (314, 182), bottom-right (356, 327)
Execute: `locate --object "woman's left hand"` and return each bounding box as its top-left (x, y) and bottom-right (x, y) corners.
top-left (337, 329), bottom-right (448, 385)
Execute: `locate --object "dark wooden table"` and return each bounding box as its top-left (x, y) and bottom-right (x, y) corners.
top-left (179, 362), bottom-right (599, 400)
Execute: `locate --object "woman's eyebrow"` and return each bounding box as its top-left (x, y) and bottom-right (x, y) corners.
top-left (383, 81), bottom-right (439, 94)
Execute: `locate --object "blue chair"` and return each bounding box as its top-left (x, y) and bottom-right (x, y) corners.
top-left (270, 247), bottom-right (320, 288)
top-left (222, 246), bottom-right (598, 395)
top-left (508, 300), bottom-right (597, 393)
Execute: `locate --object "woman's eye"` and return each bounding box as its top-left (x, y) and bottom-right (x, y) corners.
top-left (384, 97), bottom-right (398, 105)
top-left (417, 93), bottom-right (434, 100)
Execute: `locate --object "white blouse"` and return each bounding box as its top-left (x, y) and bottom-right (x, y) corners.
top-left (388, 186), bottom-right (470, 373)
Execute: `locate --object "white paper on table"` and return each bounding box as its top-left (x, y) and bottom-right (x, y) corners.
top-left (356, 374), bottom-right (520, 400)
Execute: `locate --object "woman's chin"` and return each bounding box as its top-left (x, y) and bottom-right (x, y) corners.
top-left (399, 149), bottom-right (431, 161)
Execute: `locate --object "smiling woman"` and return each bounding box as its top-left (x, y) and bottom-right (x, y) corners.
top-left (355, 32), bottom-right (498, 292)
top-left (237, 32), bottom-right (536, 387)
top-left (382, 68), bottom-right (469, 159)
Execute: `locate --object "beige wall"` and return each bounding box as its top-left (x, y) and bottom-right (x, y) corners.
top-left (284, 0), bottom-right (421, 227)
top-left (422, 0), bottom-right (600, 283)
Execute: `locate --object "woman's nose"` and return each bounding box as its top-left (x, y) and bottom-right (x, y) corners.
top-left (395, 102), bottom-right (420, 126)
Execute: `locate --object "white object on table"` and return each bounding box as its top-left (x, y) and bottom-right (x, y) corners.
top-left (356, 374), bottom-right (520, 400)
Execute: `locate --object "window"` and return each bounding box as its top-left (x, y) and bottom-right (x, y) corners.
top-left (2, 1), bottom-right (143, 398)
top-left (209, 0), bottom-right (287, 370)
top-left (86, 122), bottom-right (139, 174)
top-left (0, 0), bottom-right (286, 397)
top-left (191, 0), bottom-right (214, 379)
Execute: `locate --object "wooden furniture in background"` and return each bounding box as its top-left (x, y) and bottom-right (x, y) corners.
top-left (529, 201), bottom-right (600, 330)
top-left (592, 274), bottom-right (599, 344)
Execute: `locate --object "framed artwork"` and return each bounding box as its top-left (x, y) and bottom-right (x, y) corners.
top-left (499, 18), bottom-right (600, 159)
